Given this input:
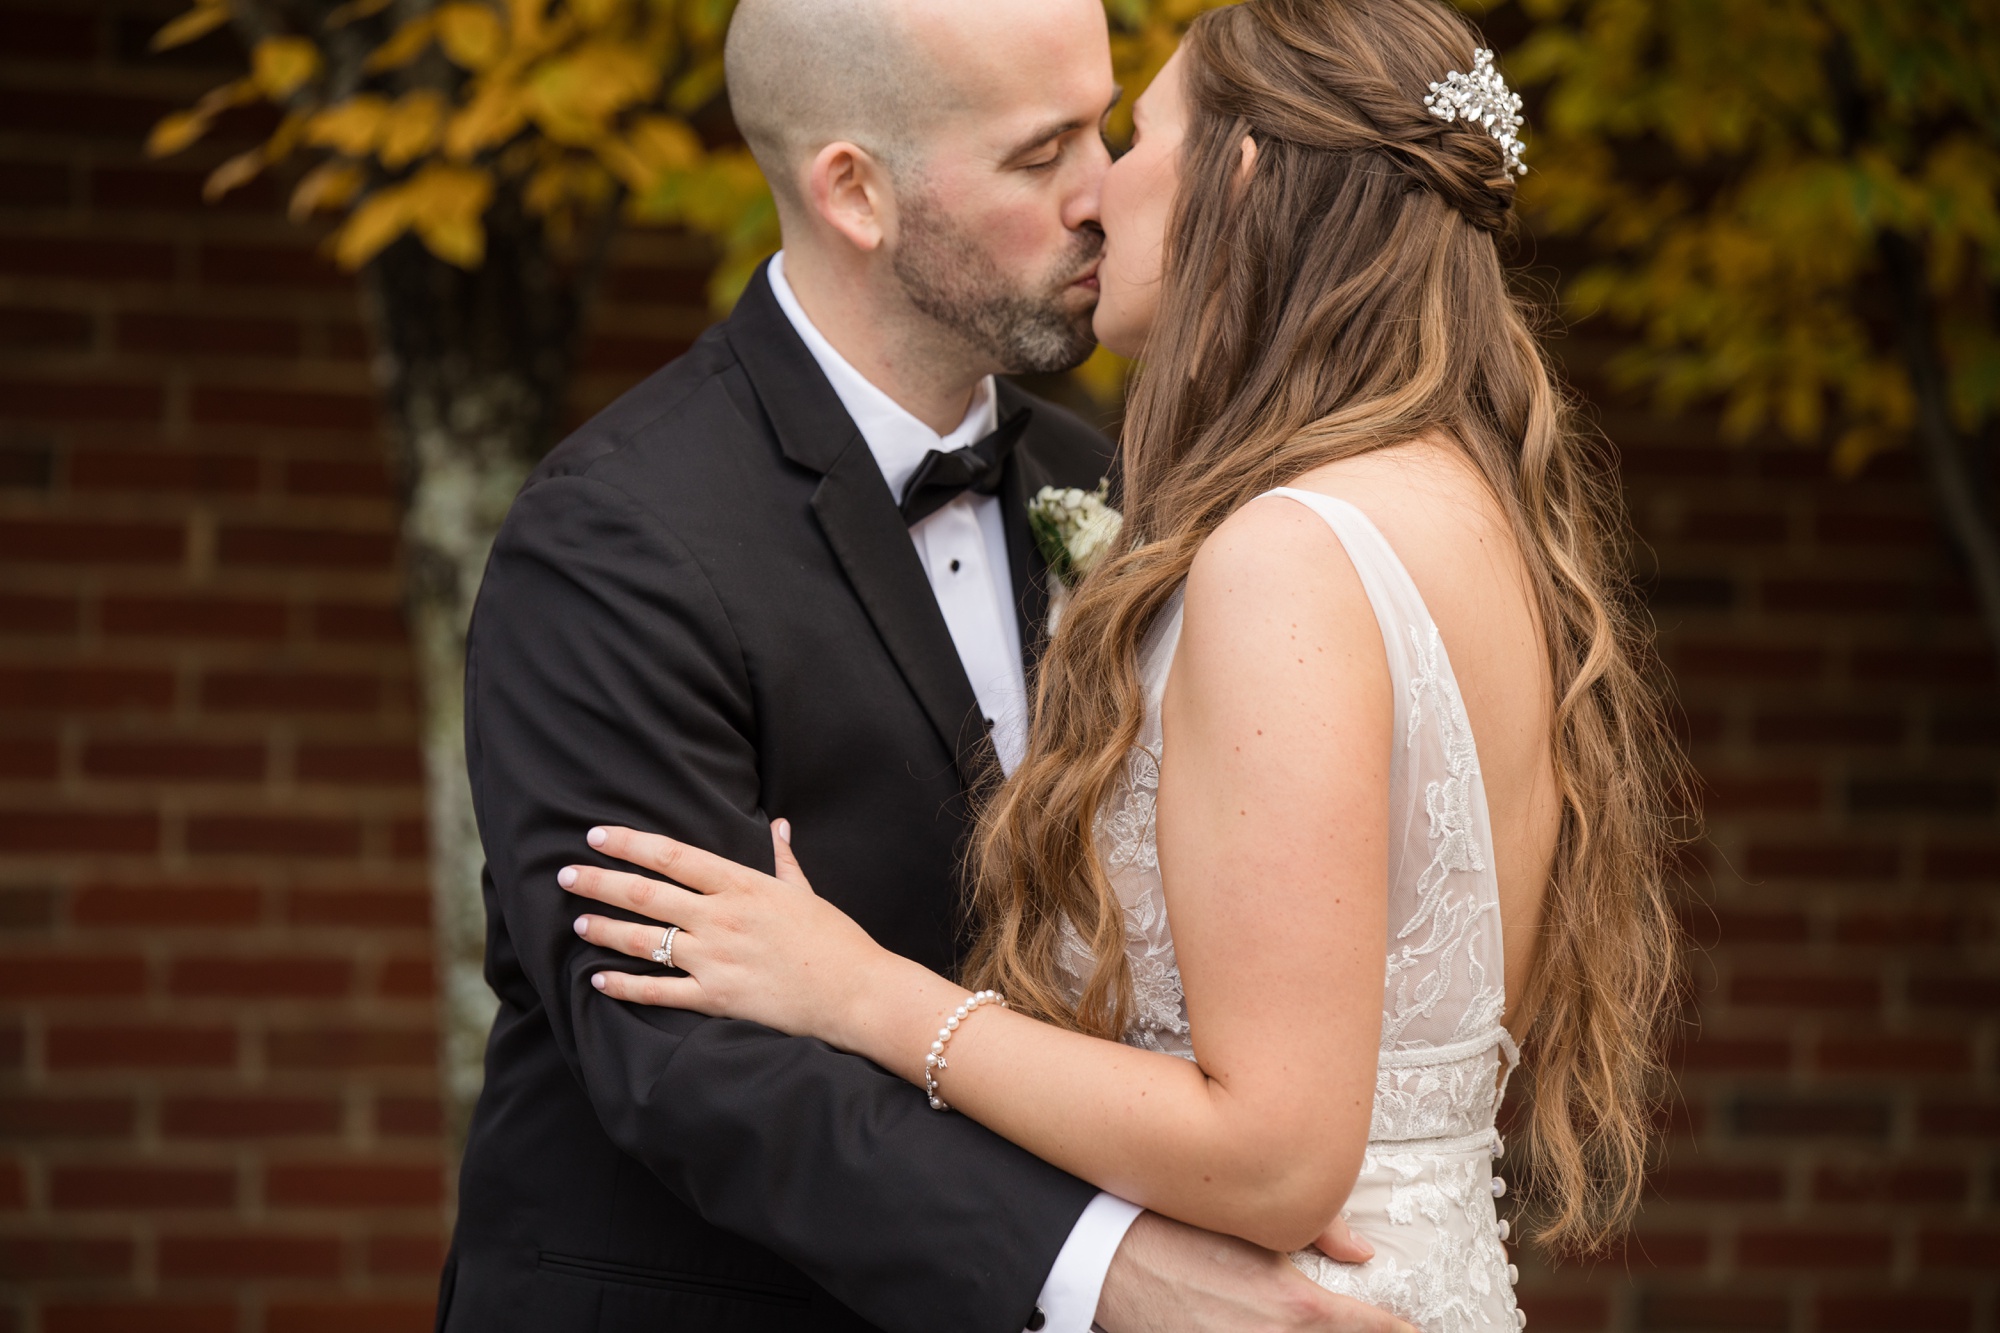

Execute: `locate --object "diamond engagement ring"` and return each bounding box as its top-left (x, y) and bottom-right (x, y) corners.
top-left (652, 925), bottom-right (679, 968)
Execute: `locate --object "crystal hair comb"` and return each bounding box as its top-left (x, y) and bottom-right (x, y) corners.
top-left (1423, 48), bottom-right (1527, 177)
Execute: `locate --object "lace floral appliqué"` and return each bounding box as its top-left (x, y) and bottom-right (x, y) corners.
top-left (1384, 624), bottom-right (1506, 1049)
top-left (1099, 745), bottom-right (1160, 872)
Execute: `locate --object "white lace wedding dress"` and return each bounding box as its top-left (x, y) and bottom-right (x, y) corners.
top-left (1057, 488), bottom-right (1525, 1332)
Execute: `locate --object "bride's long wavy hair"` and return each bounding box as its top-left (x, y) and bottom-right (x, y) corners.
top-left (965, 0), bottom-right (1686, 1251)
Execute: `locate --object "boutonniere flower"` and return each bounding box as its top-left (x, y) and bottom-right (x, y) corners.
top-left (1029, 479), bottom-right (1122, 631)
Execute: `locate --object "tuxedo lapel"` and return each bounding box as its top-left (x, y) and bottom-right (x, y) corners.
top-left (810, 443), bottom-right (990, 786)
top-left (998, 394), bottom-right (1057, 678)
top-left (726, 265), bottom-right (990, 787)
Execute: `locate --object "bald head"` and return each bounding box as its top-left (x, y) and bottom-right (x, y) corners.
top-left (725, 0), bottom-right (951, 211)
top-left (727, 0), bottom-right (1114, 396)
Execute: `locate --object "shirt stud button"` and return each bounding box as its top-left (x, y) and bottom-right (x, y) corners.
top-left (1027, 1310), bottom-right (1047, 1331)
top-left (950, 558), bottom-right (962, 573)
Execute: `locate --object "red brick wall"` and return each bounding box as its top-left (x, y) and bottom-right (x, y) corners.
top-left (3, 4), bottom-right (1995, 1333)
top-left (0, 3), bottom-right (708, 1328)
top-left (1513, 346), bottom-right (2000, 1330)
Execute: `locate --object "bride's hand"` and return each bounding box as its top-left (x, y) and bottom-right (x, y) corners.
top-left (565, 821), bottom-right (895, 1049)
top-left (1312, 1216), bottom-right (1376, 1266)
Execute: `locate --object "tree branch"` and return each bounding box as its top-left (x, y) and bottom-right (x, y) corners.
top-left (1879, 229), bottom-right (2000, 656)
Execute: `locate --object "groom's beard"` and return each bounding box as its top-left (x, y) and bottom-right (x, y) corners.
top-left (892, 191), bottom-right (1102, 375)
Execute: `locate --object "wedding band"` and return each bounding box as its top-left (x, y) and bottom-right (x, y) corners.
top-left (651, 925), bottom-right (679, 968)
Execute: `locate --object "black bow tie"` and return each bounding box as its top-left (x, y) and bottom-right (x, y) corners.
top-left (897, 412), bottom-right (1031, 527)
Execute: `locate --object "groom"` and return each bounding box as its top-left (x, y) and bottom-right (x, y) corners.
top-left (442, 1), bottom-right (1407, 1330)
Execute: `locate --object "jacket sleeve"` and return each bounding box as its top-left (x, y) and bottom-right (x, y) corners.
top-left (464, 471), bottom-right (1095, 1333)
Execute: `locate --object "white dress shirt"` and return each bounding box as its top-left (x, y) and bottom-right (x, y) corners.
top-left (768, 253), bottom-right (1141, 1333)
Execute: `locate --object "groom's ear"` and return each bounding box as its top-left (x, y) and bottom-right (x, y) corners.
top-left (806, 140), bottom-right (895, 254)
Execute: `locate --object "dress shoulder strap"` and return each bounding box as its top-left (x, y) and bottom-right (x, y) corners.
top-left (1259, 487), bottom-right (1439, 714)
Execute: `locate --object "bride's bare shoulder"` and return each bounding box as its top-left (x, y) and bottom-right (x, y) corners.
top-left (1178, 482), bottom-right (1379, 675)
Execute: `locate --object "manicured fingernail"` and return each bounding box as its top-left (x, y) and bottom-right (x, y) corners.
top-left (572, 916), bottom-right (588, 937)
top-left (775, 819), bottom-right (791, 844)
top-left (1356, 1237), bottom-right (1375, 1259)
top-left (591, 973), bottom-right (607, 990)
top-left (586, 827), bottom-right (607, 848)
top-left (557, 866), bottom-right (577, 888)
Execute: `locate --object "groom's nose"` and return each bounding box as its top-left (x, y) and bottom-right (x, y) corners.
top-left (1062, 133), bottom-right (1111, 235)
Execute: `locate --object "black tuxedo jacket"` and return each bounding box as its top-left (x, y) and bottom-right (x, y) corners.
top-left (440, 263), bottom-right (1113, 1333)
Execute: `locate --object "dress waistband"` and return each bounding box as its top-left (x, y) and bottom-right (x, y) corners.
top-left (1365, 1127), bottom-right (1505, 1159)
top-left (1378, 1027), bottom-right (1520, 1069)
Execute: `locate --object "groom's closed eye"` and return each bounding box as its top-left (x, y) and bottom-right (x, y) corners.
top-left (1005, 123), bottom-right (1085, 172)
top-left (1002, 89), bottom-right (1123, 172)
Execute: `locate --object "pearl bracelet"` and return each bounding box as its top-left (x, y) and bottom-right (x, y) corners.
top-left (925, 989), bottom-right (1006, 1111)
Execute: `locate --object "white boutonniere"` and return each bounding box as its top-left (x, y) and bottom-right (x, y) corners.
top-left (1029, 479), bottom-right (1122, 631)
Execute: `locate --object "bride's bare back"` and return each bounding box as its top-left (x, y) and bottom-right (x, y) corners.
top-left (1283, 438), bottom-right (1559, 1026)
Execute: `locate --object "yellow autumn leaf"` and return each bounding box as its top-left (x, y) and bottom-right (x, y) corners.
top-left (523, 157), bottom-right (612, 217)
top-left (669, 53), bottom-right (725, 114)
top-left (380, 90), bottom-right (448, 170)
top-left (523, 159), bottom-right (574, 216)
top-left (406, 161), bottom-right (496, 218)
top-left (648, 147), bottom-right (770, 237)
top-left (528, 42), bottom-right (660, 143)
top-left (1072, 346), bottom-right (1134, 407)
top-left (251, 36), bottom-right (322, 99)
top-left (327, 0), bottom-right (395, 28)
top-left (508, 0), bottom-right (551, 45)
top-left (146, 109), bottom-right (211, 158)
top-left (203, 148), bottom-right (266, 201)
top-left (443, 84), bottom-right (530, 158)
top-left (335, 185), bottom-right (417, 270)
top-left (405, 162), bottom-right (495, 267)
top-left (679, 0), bottom-right (733, 44)
top-left (290, 161), bottom-right (365, 221)
top-left (627, 116), bottom-right (702, 172)
top-left (572, 0), bottom-right (630, 29)
top-left (594, 139), bottom-right (655, 193)
top-left (600, 112), bottom-right (704, 190)
top-left (192, 76), bottom-right (261, 119)
top-left (306, 96), bottom-right (392, 156)
top-left (437, 2), bottom-right (507, 71)
top-left (416, 213), bottom-right (486, 267)
top-left (151, 1), bottom-right (230, 52)
top-left (1831, 423), bottom-right (1893, 478)
top-left (365, 14), bottom-right (438, 72)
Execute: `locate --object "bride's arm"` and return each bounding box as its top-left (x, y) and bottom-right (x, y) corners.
top-left (572, 497), bottom-right (1389, 1252)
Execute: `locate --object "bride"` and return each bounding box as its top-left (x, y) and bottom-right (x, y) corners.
top-left (562, 0), bottom-right (1681, 1327)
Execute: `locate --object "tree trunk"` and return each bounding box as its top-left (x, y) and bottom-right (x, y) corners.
top-left (1878, 231), bottom-right (2000, 656)
top-left (363, 194), bottom-right (590, 1169)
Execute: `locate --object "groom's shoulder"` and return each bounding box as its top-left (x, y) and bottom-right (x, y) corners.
top-left (526, 323), bottom-right (753, 496)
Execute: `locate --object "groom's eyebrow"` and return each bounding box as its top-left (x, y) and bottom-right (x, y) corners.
top-left (1002, 87), bottom-right (1123, 164)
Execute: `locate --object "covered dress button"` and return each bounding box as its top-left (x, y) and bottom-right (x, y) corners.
top-left (1490, 1175), bottom-right (1507, 1198)
top-left (1508, 1263), bottom-right (1520, 1285)
top-left (1495, 1218), bottom-right (1510, 1241)
top-left (1515, 1310), bottom-right (1528, 1328)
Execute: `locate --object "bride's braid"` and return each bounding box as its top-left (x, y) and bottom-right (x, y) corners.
top-left (966, 0), bottom-right (1685, 1254)
top-left (1198, 0), bottom-right (1520, 231)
